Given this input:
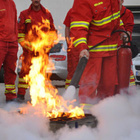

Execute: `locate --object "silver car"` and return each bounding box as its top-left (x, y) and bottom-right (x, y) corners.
top-left (132, 53), bottom-right (140, 85)
top-left (17, 40), bottom-right (68, 80)
top-left (48, 40), bottom-right (68, 80)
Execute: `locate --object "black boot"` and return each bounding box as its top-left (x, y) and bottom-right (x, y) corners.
top-left (16, 94), bottom-right (25, 103)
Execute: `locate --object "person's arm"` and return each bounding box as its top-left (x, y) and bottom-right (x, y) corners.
top-left (123, 11), bottom-right (134, 35)
top-left (13, 1), bottom-right (18, 39)
top-left (70, 0), bottom-right (91, 59)
top-left (18, 12), bottom-right (33, 51)
top-left (65, 26), bottom-right (71, 46)
top-left (121, 8), bottom-right (134, 43)
top-left (48, 12), bottom-right (56, 31)
top-left (63, 8), bottom-right (72, 47)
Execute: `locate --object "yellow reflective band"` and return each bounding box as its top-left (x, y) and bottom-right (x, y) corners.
top-left (18, 38), bottom-right (25, 43)
top-left (18, 78), bottom-right (28, 83)
top-left (0, 9), bottom-right (6, 11)
top-left (18, 33), bottom-right (25, 38)
top-left (5, 84), bottom-right (15, 89)
top-left (5, 89), bottom-right (16, 94)
top-left (70, 21), bottom-right (89, 29)
top-left (18, 84), bottom-right (29, 88)
top-left (80, 103), bottom-right (93, 110)
top-left (24, 45), bottom-right (33, 51)
top-left (73, 37), bottom-right (87, 47)
top-left (129, 81), bottom-right (135, 86)
top-left (120, 19), bottom-right (124, 26)
top-left (91, 11), bottom-right (120, 26)
top-left (65, 85), bottom-right (69, 89)
top-left (94, 2), bottom-right (103, 7)
top-left (130, 75), bottom-right (135, 80)
top-left (65, 79), bottom-right (71, 84)
top-left (25, 19), bottom-right (31, 23)
top-left (89, 44), bottom-right (117, 52)
top-left (45, 19), bottom-right (50, 23)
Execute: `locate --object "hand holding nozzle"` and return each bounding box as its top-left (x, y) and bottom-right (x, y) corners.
top-left (80, 49), bottom-right (89, 59)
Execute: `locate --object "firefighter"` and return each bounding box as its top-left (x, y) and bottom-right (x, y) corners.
top-left (70, 0), bottom-right (123, 107)
top-left (0, 0), bottom-right (18, 102)
top-left (120, 0), bottom-right (136, 94)
top-left (17, 0), bottom-right (56, 102)
top-left (63, 8), bottom-right (79, 89)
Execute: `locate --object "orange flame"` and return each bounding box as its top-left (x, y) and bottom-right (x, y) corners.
top-left (23, 18), bottom-right (85, 119)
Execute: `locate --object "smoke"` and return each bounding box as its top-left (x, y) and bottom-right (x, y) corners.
top-left (90, 92), bottom-right (140, 140)
top-left (0, 87), bottom-right (140, 140)
top-left (62, 85), bottom-right (77, 101)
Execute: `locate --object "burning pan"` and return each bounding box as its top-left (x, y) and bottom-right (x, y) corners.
top-left (49, 114), bottom-right (98, 132)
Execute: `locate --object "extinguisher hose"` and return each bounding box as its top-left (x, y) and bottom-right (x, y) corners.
top-left (70, 29), bottom-right (130, 88)
top-left (111, 29), bottom-right (131, 44)
top-left (88, 29), bottom-right (130, 51)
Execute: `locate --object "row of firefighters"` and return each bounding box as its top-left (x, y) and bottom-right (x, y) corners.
top-left (0, 0), bottom-right (136, 107)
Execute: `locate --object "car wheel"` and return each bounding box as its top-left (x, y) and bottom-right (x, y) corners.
top-left (0, 66), bottom-right (4, 83)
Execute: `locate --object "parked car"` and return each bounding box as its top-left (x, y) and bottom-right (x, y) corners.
top-left (132, 53), bottom-right (140, 85)
top-left (17, 40), bottom-right (68, 80)
top-left (127, 6), bottom-right (140, 85)
top-left (48, 40), bottom-right (68, 80)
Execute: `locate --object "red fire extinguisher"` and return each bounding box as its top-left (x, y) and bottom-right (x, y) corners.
top-left (117, 31), bottom-right (132, 94)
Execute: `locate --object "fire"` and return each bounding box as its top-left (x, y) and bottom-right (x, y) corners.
top-left (23, 18), bottom-right (85, 119)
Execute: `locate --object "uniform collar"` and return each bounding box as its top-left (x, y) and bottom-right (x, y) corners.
top-left (120, 5), bottom-right (126, 16)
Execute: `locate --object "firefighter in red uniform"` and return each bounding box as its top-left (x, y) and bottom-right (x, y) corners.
top-left (63, 8), bottom-right (79, 89)
top-left (70, 0), bottom-right (122, 108)
top-left (0, 0), bottom-right (18, 102)
top-left (17, 0), bottom-right (56, 102)
top-left (120, 0), bottom-right (136, 94)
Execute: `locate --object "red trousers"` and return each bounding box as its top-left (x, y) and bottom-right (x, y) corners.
top-left (17, 50), bottom-right (46, 96)
top-left (65, 48), bottom-right (79, 88)
top-left (79, 54), bottom-right (117, 104)
top-left (0, 40), bottom-right (18, 100)
top-left (17, 49), bottom-right (34, 96)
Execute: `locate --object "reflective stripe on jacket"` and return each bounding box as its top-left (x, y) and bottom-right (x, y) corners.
top-left (70, 0), bottom-right (122, 57)
top-left (18, 4), bottom-right (56, 48)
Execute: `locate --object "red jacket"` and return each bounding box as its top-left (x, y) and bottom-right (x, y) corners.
top-left (121, 5), bottom-right (134, 40)
top-left (0, 0), bottom-right (18, 42)
top-left (18, 4), bottom-right (56, 47)
top-left (118, 6), bottom-right (134, 46)
top-left (63, 8), bottom-right (72, 27)
top-left (120, 6), bottom-right (134, 34)
top-left (70, 0), bottom-right (122, 57)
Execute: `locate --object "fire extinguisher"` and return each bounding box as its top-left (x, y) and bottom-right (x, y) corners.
top-left (70, 29), bottom-right (132, 95)
top-left (115, 30), bottom-right (132, 94)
